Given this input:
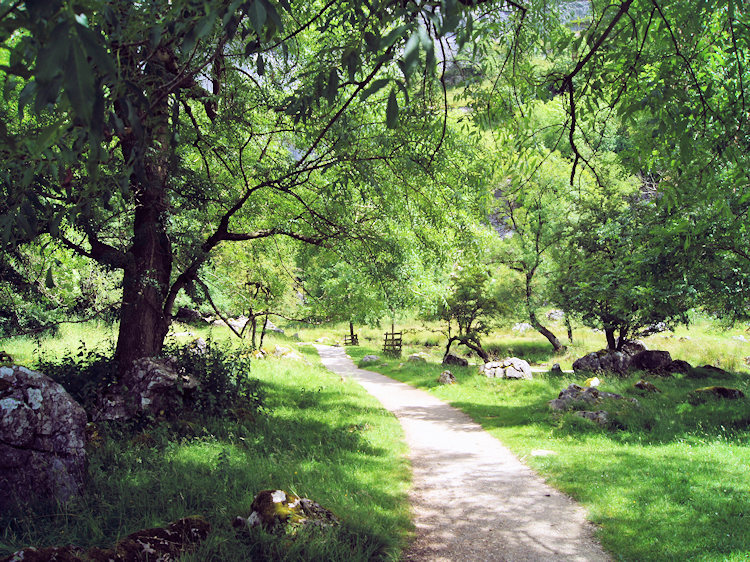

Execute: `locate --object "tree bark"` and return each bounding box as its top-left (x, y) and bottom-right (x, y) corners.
top-left (605, 327), bottom-right (617, 350)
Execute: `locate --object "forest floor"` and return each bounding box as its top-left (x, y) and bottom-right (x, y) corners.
top-left (315, 344), bottom-right (610, 562)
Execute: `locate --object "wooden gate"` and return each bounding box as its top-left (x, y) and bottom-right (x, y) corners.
top-left (382, 331), bottom-right (402, 357)
top-left (344, 334), bottom-right (359, 346)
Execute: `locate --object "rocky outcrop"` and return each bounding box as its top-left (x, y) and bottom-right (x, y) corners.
top-left (548, 383), bottom-right (637, 411)
top-left (93, 358), bottom-right (197, 422)
top-left (442, 353), bottom-right (468, 367)
top-left (572, 351), bottom-right (630, 375)
top-left (575, 410), bottom-right (609, 426)
top-left (0, 365), bottom-right (87, 508)
top-left (234, 490), bottom-right (339, 533)
top-left (688, 386), bottom-right (745, 404)
top-left (480, 358), bottom-right (532, 380)
top-left (437, 370), bottom-right (457, 385)
top-left (629, 350), bottom-right (673, 373)
top-left (1, 516), bottom-right (210, 562)
top-left (664, 359), bottom-right (692, 374)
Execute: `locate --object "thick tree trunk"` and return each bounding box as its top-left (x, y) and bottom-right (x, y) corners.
top-left (115, 202), bottom-right (173, 372)
top-left (349, 321), bottom-right (355, 339)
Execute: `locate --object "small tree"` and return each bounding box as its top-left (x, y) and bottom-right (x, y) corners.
top-left (432, 265), bottom-right (515, 363)
top-left (551, 199), bottom-right (696, 350)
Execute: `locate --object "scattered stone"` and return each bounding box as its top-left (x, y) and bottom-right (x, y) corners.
top-left (437, 370), bottom-right (457, 385)
top-left (360, 355), bottom-right (380, 365)
top-left (679, 336), bottom-right (692, 342)
top-left (548, 383), bottom-right (637, 411)
top-left (512, 322), bottom-right (533, 333)
top-left (273, 345), bottom-right (292, 357)
top-left (583, 377), bottom-right (601, 388)
top-left (572, 351), bottom-right (629, 375)
top-left (236, 490), bottom-right (339, 533)
top-left (688, 386), bottom-right (745, 404)
top-left (634, 379), bottom-right (660, 392)
top-left (442, 353), bottom-right (468, 367)
top-left (481, 358), bottom-right (532, 380)
top-left (93, 357), bottom-right (197, 422)
top-left (575, 410), bottom-right (609, 426)
top-left (629, 350), bottom-right (673, 373)
top-left (550, 363), bottom-right (563, 374)
top-left (407, 353), bottom-right (428, 363)
top-left (639, 322), bottom-right (668, 337)
top-left (530, 449), bottom-right (558, 457)
top-left (315, 337), bottom-right (332, 343)
top-left (211, 318), bottom-right (228, 327)
top-left (1, 516), bottom-right (210, 562)
top-left (733, 335), bottom-right (748, 343)
top-left (546, 310), bottom-right (565, 321)
top-left (0, 365), bottom-right (88, 509)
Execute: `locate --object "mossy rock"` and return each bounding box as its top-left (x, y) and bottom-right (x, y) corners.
top-left (688, 386), bottom-right (745, 405)
top-left (240, 489), bottom-right (339, 533)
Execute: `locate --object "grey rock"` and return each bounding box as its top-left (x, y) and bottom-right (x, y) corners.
top-left (437, 370), bottom-right (457, 385)
top-left (443, 353), bottom-right (468, 367)
top-left (572, 351), bottom-right (630, 375)
top-left (512, 322), bottom-right (533, 333)
top-left (264, 319), bottom-right (285, 334)
top-left (482, 357), bottom-right (532, 380)
top-left (546, 310), bottom-right (565, 321)
top-left (93, 357), bottom-right (197, 422)
top-left (407, 353), bottom-right (428, 363)
top-left (550, 363), bottom-right (563, 374)
top-left (360, 355), bottom-right (380, 365)
top-left (664, 359), bottom-right (692, 374)
top-left (548, 383), bottom-right (637, 411)
top-left (620, 340), bottom-right (648, 356)
top-left (0, 365), bottom-right (87, 508)
top-left (629, 350), bottom-right (673, 373)
top-left (575, 410), bottom-right (609, 425)
top-left (240, 489), bottom-right (339, 532)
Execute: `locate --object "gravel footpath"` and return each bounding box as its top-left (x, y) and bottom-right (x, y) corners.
top-left (314, 345), bottom-right (610, 562)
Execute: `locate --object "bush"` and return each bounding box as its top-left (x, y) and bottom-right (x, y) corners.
top-left (40, 341), bottom-right (265, 421)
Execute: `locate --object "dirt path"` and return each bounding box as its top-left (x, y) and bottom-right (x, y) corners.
top-left (314, 345), bottom-right (610, 562)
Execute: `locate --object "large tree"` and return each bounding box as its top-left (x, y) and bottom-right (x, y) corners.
top-left (0, 0), bottom-right (499, 370)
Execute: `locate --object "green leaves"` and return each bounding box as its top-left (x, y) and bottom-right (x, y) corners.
top-left (386, 88), bottom-right (399, 129)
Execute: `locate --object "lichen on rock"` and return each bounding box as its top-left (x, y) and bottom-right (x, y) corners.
top-left (237, 489), bottom-right (339, 534)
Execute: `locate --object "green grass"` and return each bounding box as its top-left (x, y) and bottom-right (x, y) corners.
top-left (0, 336), bottom-right (412, 561)
top-left (346, 342), bottom-right (750, 561)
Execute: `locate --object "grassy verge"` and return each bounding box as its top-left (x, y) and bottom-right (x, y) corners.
top-left (0, 337), bottom-right (412, 561)
top-left (346, 344), bottom-right (750, 561)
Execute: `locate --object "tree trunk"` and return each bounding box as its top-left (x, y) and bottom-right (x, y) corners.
top-left (605, 327), bottom-right (617, 350)
top-left (114, 201), bottom-right (173, 372)
top-left (349, 321), bottom-right (355, 338)
top-left (251, 316), bottom-right (258, 350)
top-left (113, 92), bottom-right (173, 374)
top-left (529, 311), bottom-right (564, 352)
top-left (259, 314), bottom-right (269, 349)
top-left (459, 337), bottom-right (489, 363)
top-left (565, 316), bottom-right (574, 343)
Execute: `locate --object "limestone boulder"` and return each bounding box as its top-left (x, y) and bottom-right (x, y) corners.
top-left (360, 355), bottom-right (380, 365)
top-left (572, 351), bottom-right (630, 375)
top-left (235, 489), bottom-right (339, 533)
top-left (548, 383), bottom-right (637, 411)
top-left (437, 370), bottom-right (457, 385)
top-left (407, 353), bottom-right (428, 363)
top-left (629, 350), bottom-right (673, 373)
top-left (442, 353), bottom-right (468, 367)
top-left (620, 340), bottom-right (648, 356)
top-left (481, 358), bottom-right (532, 380)
top-left (0, 365), bottom-right (87, 508)
top-left (93, 358), bottom-right (197, 422)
